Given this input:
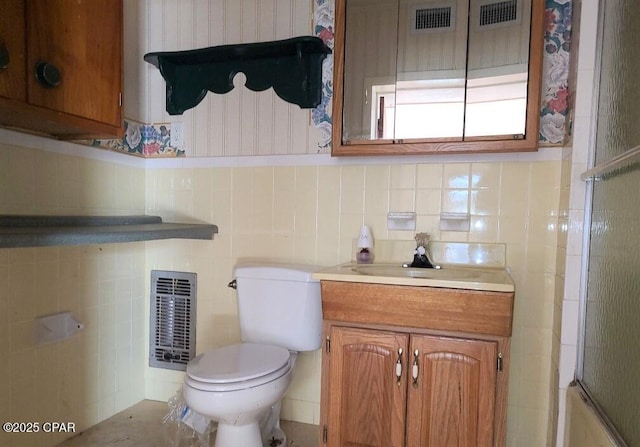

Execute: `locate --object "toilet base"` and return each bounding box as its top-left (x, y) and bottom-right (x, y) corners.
top-left (215, 422), bottom-right (262, 447)
top-left (264, 426), bottom-right (286, 446)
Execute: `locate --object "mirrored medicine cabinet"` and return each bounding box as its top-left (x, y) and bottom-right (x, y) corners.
top-left (331, 0), bottom-right (544, 156)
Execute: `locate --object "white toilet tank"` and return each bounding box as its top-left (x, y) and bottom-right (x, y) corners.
top-left (233, 263), bottom-right (322, 352)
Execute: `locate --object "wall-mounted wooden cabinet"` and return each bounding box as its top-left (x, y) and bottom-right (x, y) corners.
top-left (0, 0), bottom-right (123, 139)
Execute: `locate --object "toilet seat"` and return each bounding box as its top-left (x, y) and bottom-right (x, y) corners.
top-left (185, 343), bottom-right (292, 392)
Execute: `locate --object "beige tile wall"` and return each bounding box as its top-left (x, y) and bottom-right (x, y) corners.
top-left (564, 386), bottom-right (618, 447)
top-left (550, 152), bottom-right (572, 445)
top-left (144, 159), bottom-right (562, 445)
top-left (0, 142), bottom-right (147, 447)
top-left (0, 139), bottom-right (563, 447)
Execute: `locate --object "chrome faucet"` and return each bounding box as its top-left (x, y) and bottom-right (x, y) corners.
top-left (403, 232), bottom-right (440, 269)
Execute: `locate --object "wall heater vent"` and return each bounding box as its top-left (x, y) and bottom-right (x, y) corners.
top-left (411, 4), bottom-right (456, 33)
top-left (478, 0), bottom-right (519, 28)
top-left (149, 270), bottom-right (197, 371)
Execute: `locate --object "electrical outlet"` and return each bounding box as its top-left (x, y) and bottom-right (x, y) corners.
top-left (170, 122), bottom-right (184, 148)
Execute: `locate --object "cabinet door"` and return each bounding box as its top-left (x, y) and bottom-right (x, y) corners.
top-left (26, 0), bottom-right (122, 127)
top-left (0, 0), bottom-right (26, 100)
top-left (327, 326), bottom-right (409, 447)
top-left (407, 335), bottom-right (497, 447)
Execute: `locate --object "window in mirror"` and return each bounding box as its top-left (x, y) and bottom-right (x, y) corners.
top-left (370, 79), bottom-right (466, 139)
top-left (464, 72), bottom-right (528, 136)
top-left (465, 0), bottom-right (531, 138)
top-left (371, 72), bottom-right (526, 139)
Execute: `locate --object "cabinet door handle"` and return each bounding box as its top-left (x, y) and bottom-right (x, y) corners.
top-left (0, 44), bottom-right (9, 71)
top-left (412, 349), bottom-right (419, 388)
top-left (395, 348), bottom-right (403, 385)
top-left (35, 62), bottom-right (62, 88)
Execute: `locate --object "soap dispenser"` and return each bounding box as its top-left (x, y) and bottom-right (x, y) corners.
top-left (356, 225), bottom-right (374, 264)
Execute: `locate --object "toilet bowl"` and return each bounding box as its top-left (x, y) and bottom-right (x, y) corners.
top-left (184, 343), bottom-right (296, 446)
top-left (183, 263), bottom-right (322, 447)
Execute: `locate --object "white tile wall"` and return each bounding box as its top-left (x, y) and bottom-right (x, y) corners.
top-left (556, 0), bottom-right (601, 444)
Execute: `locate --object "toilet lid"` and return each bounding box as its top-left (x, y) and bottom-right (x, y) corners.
top-left (187, 343), bottom-right (290, 384)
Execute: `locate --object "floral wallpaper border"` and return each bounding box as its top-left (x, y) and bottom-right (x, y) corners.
top-left (312, 0), bottom-right (573, 149)
top-left (313, 0), bottom-right (335, 151)
top-left (540, 0), bottom-right (572, 144)
top-left (88, 119), bottom-right (185, 157)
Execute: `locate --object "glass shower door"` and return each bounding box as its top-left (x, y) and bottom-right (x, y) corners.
top-left (579, 1), bottom-right (640, 445)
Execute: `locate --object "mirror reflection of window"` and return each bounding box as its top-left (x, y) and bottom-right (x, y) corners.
top-left (465, 72), bottom-right (528, 137)
top-left (466, 0), bottom-right (531, 137)
top-left (370, 79), bottom-right (465, 139)
top-left (370, 72), bottom-right (526, 139)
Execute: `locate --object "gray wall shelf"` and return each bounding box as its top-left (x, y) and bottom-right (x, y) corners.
top-left (0, 215), bottom-right (218, 248)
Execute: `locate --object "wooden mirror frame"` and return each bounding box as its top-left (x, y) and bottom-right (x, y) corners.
top-left (331, 0), bottom-right (545, 156)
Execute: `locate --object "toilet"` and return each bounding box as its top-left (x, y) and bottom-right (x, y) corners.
top-left (183, 262), bottom-right (322, 447)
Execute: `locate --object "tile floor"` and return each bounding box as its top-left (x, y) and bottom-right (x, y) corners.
top-left (57, 400), bottom-right (318, 447)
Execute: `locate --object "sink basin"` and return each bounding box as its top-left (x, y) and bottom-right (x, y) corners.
top-left (313, 262), bottom-right (514, 292)
top-left (351, 264), bottom-right (482, 280)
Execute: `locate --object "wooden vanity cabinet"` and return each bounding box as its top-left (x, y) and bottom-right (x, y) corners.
top-left (319, 281), bottom-right (513, 447)
top-left (0, 0), bottom-right (123, 139)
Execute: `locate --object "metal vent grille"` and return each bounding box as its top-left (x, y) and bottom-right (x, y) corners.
top-left (479, 0), bottom-right (518, 27)
top-left (149, 271), bottom-right (196, 371)
top-left (411, 4), bottom-right (455, 33)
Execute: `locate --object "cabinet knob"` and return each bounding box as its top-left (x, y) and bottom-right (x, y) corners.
top-left (0, 44), bottom-right (9, 71)
top-left (35, 62), bottom-right (62, 88)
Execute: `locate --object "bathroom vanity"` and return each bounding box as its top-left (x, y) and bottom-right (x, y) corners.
top-left (314, 263), bottom-right (515, 447)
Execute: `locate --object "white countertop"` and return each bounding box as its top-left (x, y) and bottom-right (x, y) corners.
top-left (312, 262), bottom-right (515, 293)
